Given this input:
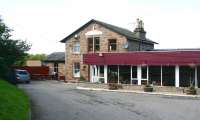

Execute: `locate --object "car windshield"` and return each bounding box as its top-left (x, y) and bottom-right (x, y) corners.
top-left (16, 71), bottom-right (28, 75)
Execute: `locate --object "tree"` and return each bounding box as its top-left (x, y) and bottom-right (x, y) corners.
top-left (27, 54), bottom-right (47, 60)
top-left (16, 53), bottom-right (47, 66)
top-left (0, 16), bottom-right (31, 79)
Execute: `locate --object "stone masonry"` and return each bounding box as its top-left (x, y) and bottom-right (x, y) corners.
top-left (65, 21), bottom-right (154, 81)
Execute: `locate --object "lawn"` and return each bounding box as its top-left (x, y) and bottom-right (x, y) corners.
top-left (0, 80), bottom-right (30, 120)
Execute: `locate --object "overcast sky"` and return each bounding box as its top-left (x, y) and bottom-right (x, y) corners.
top-left (1, 0), bottom-right (200, 54)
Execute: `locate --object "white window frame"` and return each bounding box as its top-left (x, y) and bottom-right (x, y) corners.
top-left (73, 63), bottom-right (80, 77)
top-left (72, 41), bottom-right (80, 54)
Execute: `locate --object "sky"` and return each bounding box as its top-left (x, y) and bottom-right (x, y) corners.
top-left (1, 0), bottom-right (200, 54)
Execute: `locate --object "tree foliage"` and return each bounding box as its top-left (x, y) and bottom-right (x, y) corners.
top-left (27, 54), bottom-right (47, 60)
top-left (0, 16), bottom-right (31, 79)
top-left (16, 53), bottom-right (47, 66)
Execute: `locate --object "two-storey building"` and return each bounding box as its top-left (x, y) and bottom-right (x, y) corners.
top-left (61, 19), bottom-right (156, 81)
top-left (61, 19), bottom-right (200, 88)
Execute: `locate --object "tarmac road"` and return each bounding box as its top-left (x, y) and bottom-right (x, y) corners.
top-left (19, 81), bottom-right (200, 120)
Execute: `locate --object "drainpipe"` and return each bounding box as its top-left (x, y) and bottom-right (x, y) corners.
top-left (64, 43), bottom-right (68, 82)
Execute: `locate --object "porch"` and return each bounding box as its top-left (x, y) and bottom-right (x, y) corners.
top-left (84, 51), bottom-right (200, 88)
top-left (90, 65), bottom-right (200, 88)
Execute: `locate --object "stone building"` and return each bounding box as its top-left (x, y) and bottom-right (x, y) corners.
top-left (61, 19), bottom-right (200, 88)
top-left (26, 60), bottom-right (42, 66)
top-left (43, 52), bottom-right (65, 80)
top-left (61, 19), bottom-right (157, 80)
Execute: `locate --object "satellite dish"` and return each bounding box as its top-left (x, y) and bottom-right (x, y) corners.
top-left (123, 42), bottom-right (129, 49)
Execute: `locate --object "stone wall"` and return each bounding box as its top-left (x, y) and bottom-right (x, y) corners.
top-left (65, 22), bottom-right (128, 80)
top-left (45, 62), bottom-right (65, 78)
top-left (77, 82), bottom-right (200, 94)
top-left (65, 21), bottom-right (155, 81)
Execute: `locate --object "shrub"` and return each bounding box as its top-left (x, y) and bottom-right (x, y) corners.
top-left (108, 83), bottom-right (123, 90)
top-left (79, 75), bottom-right (86, 81)
top-left (99, 78), bottom-right (104, 83)
top-left (143, 84), bottom-right (153, 92)
top-left (186, 86), bottom-right (197, 95)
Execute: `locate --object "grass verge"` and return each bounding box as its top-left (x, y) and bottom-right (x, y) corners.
top-left (0, 80), bottom-right (30, 120)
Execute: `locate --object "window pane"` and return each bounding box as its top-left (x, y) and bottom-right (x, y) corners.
top-left (95, 37), bottom-right (100, 51)
top-left (142, 66), bottom-right (147, 79)
top-left (73, 63), bottom-right (80, 77)
top-left (88, 38), bottom-right (93, 51)
top-left (108, 65), bottom-right (118, 83)
top-left (108, 39), bottom-right (117, 51)
top-left (88, 37), bottom-right (100, 52)
top-left (132, 66), bottom-right (137, 78)
top-left (99, 66), bottom-right (104, 77)
top-left (73, 42), bottom-right (80, 53)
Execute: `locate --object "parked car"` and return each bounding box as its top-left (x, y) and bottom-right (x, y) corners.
top-left (15, 69), bottom-right (31, 83)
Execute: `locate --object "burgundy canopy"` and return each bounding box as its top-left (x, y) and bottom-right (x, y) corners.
top-left (83, 51), bottom-right (200, 65)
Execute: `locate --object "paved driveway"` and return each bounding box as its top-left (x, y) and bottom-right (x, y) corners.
top-left (19, 81), bottom-right (200, 120)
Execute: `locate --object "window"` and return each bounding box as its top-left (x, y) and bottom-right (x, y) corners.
top-left (72, 41), bottom-right (80, 53)
top-left (88, 38), bottom-right (93, 51)
top-left (142, 66), bottom-right (147, 79)
top-left (108, 39), bottom-right (117, 51)
top-left (99, 65), bottom-right (104, 77)
top-left (73, 63), bottom-right (80, 77)
top-left (88, 37), bottom-right (100, 52)
top-left (132, 66), bottom-right (137, 79)
top-left (54, 63), bottom-right (58, 73)
top-left (95, 37), bottom-right (100, 51)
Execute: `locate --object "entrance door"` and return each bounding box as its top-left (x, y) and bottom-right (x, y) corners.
top-left (92, 65), bottom-right (98, 82)
top-left (54, 63), bottom-right (58, 79)
top-left (91, 65), bottom-right (105, 83)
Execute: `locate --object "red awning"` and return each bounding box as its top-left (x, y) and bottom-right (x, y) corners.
top-left (83, 51), bottom-right (200, 65)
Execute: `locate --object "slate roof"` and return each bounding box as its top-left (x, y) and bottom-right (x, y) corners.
top-left (60, 19), bottom-right (158, 44)
top-left (43, 52), bottom-right (65, 62)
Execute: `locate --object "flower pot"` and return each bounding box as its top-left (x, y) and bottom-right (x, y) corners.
top-left (144, 86), bottom-right (153, 92)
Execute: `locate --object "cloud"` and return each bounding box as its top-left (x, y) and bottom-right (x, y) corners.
top-left (1, 0), bottom-right (200, 53)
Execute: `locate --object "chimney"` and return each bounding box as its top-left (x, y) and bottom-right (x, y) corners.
top-left (134, 18), bottom-right (146, 40)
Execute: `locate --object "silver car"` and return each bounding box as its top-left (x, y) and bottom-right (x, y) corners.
top-left (15, 69), bottom-right (31, 83)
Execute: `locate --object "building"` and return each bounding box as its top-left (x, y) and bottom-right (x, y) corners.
top-left (26, 60), bottom-right (42, 66)
top-left (43, 52), bottom-right (65, 80)
top-left (61, 19), bottom-right (200, 88)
